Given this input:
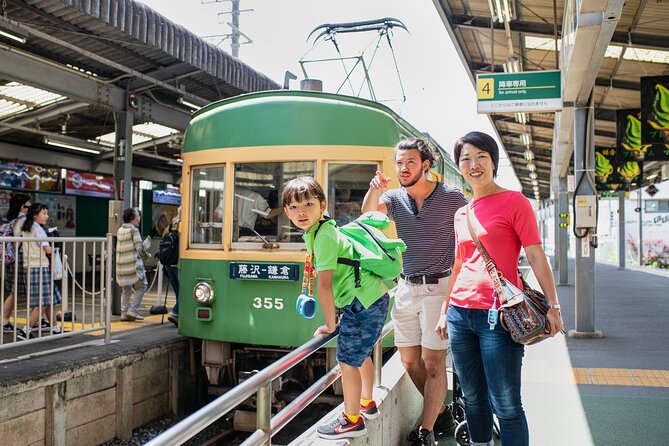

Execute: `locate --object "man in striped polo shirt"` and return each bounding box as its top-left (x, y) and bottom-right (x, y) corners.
top-left (362, 137), bottom-right (467, 446)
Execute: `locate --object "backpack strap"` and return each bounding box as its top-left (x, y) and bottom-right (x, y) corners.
top-left (313, 217), bottom-right (362, 288)
top-left (351, 220), bottom-right (395, 261)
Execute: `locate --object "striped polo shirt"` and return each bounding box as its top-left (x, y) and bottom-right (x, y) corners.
top-left (381, 182), bottom-right (467, 276)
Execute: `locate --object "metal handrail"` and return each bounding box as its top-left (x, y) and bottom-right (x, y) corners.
top-left (145, 320), bottom-right (395, 446)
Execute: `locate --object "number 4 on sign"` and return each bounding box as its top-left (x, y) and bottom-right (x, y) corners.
top-left (477, 78), bottom-right (494, 99)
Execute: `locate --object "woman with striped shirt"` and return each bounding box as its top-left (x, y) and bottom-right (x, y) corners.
top-left (116, 207), bottom-right (151, 321)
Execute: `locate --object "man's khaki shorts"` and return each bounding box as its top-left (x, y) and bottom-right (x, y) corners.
top-left (391, 276), bottom-right (450, 350)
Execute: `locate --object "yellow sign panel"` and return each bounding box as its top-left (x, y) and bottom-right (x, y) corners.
top-left (477, 78), bottom-right (494, 99)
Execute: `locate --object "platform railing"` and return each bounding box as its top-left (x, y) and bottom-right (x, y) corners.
top-left (145, 320), bottom-right (395, 446)
top-left (0, 235), bottom-right (113, 349)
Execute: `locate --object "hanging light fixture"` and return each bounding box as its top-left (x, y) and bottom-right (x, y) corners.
top-left (488, 0), bottom-right (515, 24)
top-left (515, 112), bottom-right (528, 124)
top-left (520, 133), bottom-right (532, 146)
top-left (523, 149), bottom-right (534, 161)
top-left (529, 172), bottom-right (538, 180)
top-left (527, 163), bottom-right (536, 172)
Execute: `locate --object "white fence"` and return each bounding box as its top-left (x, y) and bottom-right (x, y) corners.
top-left (0, 235), bottom-right (112, 348)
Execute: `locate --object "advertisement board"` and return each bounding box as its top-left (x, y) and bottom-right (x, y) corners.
top-left (65, 171), bottom-right (115, 198)
top-left (0, 161), bottom-right (61, 192)
top-left (641, 76), bottom-right (669, 146)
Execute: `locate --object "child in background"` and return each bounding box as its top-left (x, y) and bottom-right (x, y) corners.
top-left (282, 176), bottom-right (390, 440)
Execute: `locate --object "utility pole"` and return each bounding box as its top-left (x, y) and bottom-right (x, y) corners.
top-left (201, 0), bottom-right (253, 58)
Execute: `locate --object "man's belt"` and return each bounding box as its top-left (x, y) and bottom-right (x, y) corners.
top-left (400, 269), bottom-right (452, 285)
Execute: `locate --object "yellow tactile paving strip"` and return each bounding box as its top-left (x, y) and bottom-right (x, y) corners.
top-left (572, 367), bottom-right (669, 387)
top-left (9, 314), bottom-right (168, 337)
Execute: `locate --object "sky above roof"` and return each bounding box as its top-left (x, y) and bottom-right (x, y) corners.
top-left (137, 0), bottom-right (521, 191)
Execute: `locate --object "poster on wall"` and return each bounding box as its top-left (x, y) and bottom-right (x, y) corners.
top-left (595, 147), bottom-right (640, 191)
top-left (618, 106), bottom-right (669, 162)
top-left (641, 76), bottom-right (669, 146)
top-left (150, 203), bottom-right (179, 238)
top-left (65, 171), bottom-right (115, 198)
top-left (0, 189), bottom-right (14, 223)
top-left (153, 186), bottom-right (181, 205)
top-left (35, 193), bottom-right (77, 236)
top-left (0, 161), bottom-right (61, 192)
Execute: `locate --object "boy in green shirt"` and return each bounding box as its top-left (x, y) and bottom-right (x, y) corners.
top-left (282, 176), bottom-right (390, 440)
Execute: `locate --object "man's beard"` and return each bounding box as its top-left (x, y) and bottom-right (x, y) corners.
top-left (399, 170), bottom-right (423, 188)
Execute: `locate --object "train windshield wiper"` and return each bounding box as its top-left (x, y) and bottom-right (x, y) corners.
top-left (248, 228), bottom-right (280, 250)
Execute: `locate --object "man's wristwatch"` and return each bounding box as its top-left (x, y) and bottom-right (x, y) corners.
top-left (548, 304), bottom-right (561, 310)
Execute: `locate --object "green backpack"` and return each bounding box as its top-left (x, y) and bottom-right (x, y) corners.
top-left (315, 211), bottom-right (406, 289)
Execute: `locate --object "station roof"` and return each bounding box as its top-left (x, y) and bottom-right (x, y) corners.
top-left (0, 0), bottom-right (280, 182)
top-left (432, 0), bottom-right (669, 198)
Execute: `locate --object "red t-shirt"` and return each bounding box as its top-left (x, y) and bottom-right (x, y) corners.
top-left (449, 191), bottom-right (541, 310)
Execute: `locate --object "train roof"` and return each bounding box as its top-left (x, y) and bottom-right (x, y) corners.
top-left (184, 90), bottom-right (451, 159)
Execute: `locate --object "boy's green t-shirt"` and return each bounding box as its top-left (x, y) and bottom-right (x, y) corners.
top-left (303, 219), bottom-right (388, 309)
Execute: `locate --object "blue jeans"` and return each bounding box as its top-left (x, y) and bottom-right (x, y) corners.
top-left (447, 305), bottom-right (528, 446)
top-left (163, 265), bottom-right (179, 315)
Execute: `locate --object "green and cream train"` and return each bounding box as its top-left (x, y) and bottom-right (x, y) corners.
top-left (179, 90), bottom-right (469, 386)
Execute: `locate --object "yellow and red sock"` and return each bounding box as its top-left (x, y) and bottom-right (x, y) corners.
top-left (345, 412), bottom-right (361, 423)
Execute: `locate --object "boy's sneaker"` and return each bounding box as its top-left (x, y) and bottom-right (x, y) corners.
top-left (167, 313), bottom-right (178, 326)
top-left (2, 322), bottom-right (14, 333)
top-left (434, 404), bottom-right (457, 436)
top-left (411, 428), bottom-right (436, 446)
top-left (317, 413), bottom-right (367, 440)
top-left (360, 400), bottom-right (380, 420)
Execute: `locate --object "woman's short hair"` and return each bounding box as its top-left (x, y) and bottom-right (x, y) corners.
top-left (453, 131), bottom-right (500, 178)
top-left (281, 176), bottom-right (326, 206)
top-left (122, 207), bottom-right (138, 223)
top-left (394, 137), bottom-right (438, 169)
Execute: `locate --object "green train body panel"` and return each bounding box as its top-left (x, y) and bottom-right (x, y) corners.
top-left (183, 91), bottom-right (424, 151)
top-left (179, 258), bottom-right (394, 347)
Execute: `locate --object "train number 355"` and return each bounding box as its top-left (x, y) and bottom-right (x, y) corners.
top-left (252, 297), bottom-right (284, 310)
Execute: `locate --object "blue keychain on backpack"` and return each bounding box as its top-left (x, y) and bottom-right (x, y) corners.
top-left (296, 252), bottom-right (317, 319)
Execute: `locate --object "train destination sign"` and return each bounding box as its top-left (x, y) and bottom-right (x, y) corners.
top-left (476, 70), bottom-right (562, 113)
top-left (230, 262), bottom-right (300, 281)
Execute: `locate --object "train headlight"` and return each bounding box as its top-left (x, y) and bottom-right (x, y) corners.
top-left (193, 281), bottom-right (215, 304)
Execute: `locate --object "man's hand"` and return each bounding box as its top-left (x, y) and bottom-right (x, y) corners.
top-left (370, 171), bottom-right (392, 190)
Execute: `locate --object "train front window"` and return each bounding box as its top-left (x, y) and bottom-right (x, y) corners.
top-left (190, 165), bottom-right (225, 247)
top-left (232, 161), bottom-right (315, 249)
top-left (326, 162), bottom-right (379, 225)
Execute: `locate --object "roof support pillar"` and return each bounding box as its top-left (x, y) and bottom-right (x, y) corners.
top-left (570, 103), bottom-right (603, 338)
top-left (618, 190), bottom-right (626, 269)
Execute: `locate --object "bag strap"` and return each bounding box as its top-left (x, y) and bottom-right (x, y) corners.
top-left (351, 220), bottom-right (395, 261)
top-left (465, 206), bottom-right (507, 304)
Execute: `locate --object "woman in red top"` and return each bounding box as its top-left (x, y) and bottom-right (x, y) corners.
top-left (436, 132), bottom-right (563, 446)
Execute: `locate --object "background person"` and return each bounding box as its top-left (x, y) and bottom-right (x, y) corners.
top-left (116, 207), bottom-right (151, 321)
top-left (2, 193), bottom-right (30, 333)
top-left (164, 209), bottom-right (180, 326)
top-left (215, 188), bottom-right (282, 236)
top-left (19, 203), bottom-right (61, 339)
top-left (362, 137), bottom-right (467, 446)
top-left (436, 131), bottom-right (563, 446)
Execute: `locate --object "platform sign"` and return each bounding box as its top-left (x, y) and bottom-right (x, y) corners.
top-left (230, 262), bottom-right (300, 281)
top-left (476, 71), bottom-right (562, 113)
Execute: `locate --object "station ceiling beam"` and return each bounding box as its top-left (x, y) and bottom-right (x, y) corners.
top-left (0, 46), bottom-right (190, 131)
top-left (449, 14), bottom-right (669, 50)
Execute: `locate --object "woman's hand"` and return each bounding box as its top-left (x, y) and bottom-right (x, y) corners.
top-left (435, 300), bottom-right (449, 340)
top-left (547, 308), bottom-right (564, 336)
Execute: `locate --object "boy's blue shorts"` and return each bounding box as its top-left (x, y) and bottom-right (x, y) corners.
top-left (336, 293), bottom-right (390, 367)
